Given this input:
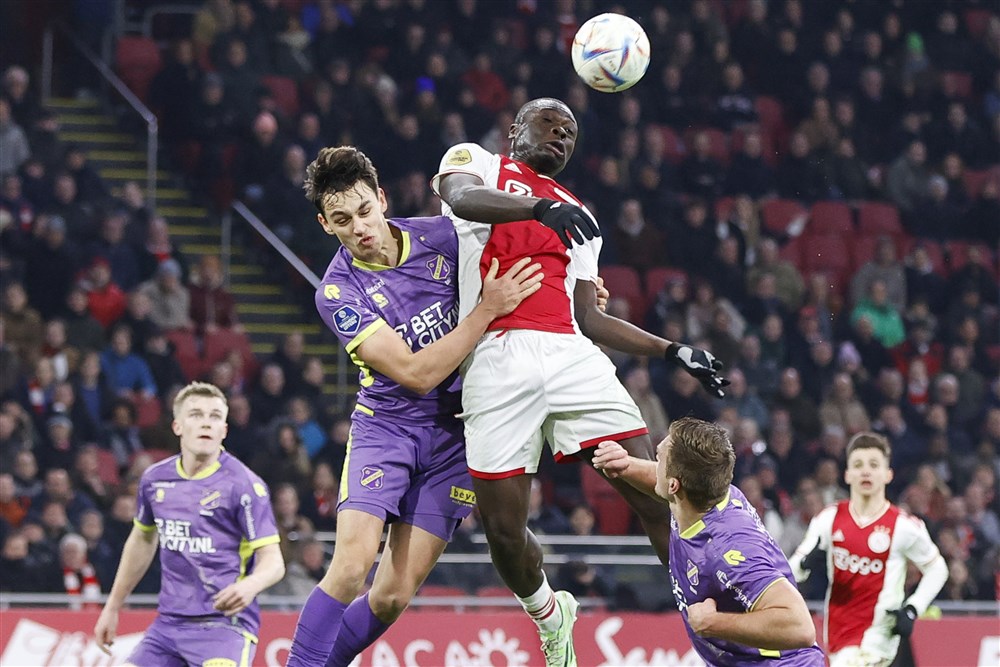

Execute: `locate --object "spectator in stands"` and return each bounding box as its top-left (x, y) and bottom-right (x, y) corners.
top-left (2, 66), bottom-right (39, 129)
top-left (102, 398), bottom-right (145, 470)
top-left (44, 172), bottom-right (92, 245)
top-left (777, 131), bottom-right (830, 201)
top-left (58, 532), bottom-right (101, 608)
top-left (236, 111), bottom-right (284, 203)
top-left (0, 472), bottom-right (27, 528)
top-left (287, 396), bottom-right (325, 459)
top-left (651, 63), bottom-right (695, 128)
top-left (137, 216), bottom-right (188, 283)
top-left (150, 39), bottom-right (203, 143)
top-left (62, 287), bottom-right (105, 353)
top-left (138, 259), bottom-right (191, 332)
top-left (904, 243), bottom-right (947, 315)
top-left (272, 536), bottom-right (326, 599)
top-left (78, 509), bottom-right (116, 589)
top-left (24, 215), bottom-right (78, 320)
top-left (2, 281), bottom-right (42, 367)
top-left (255, 421), bottom-right (311, 492)
top-left (219, 38), bottom-right (262, 131)
top-left (73, 446), bottom-right (114, 511)
top-left (714, 62), bottom-right (757, 130)
top-left (73, 350), bottom-right (113, 431)
top-left (81, 257), bottom-right (127, 329)
top-left (667, 198), bottom-right (719, 280)
top-left (0, 98), bottom-right (30, 177)
top-left (100, 324), bottom-right (156, 399)
top-left (31, 468), bottom-right (95, 528)
top-left (0, 529), bottom-right (59, 592)
top-left (272, 482), bottom-right (315, 563)
top-left (300, 461), bottom-right (338, 533)
top-left (850, 236), bottom-right (906, 313)
top-left (886, 139), bottom-right (931, 220)
top-left (62, 145), bottom-right (107, 206)
top-left (607, 198), bottom-right (665, 274)
top-left (773, 367), bottom-right (822, 442)
top-left (829, 137), bottom-right (873, 200)
top-left (188, 254), bottom-right (241, 336)
top-left (747, 237), bottom-right (805, 311)
top-left (677, 131), bottom-right (726, 199)
top-left (725, 130), bottom-right (775, 199)
top-left (268, 332), bottom-right (306, 397)
top-left (36, 412), bottom-right (80, 472)
top-left (851, 280), bottom-right (906, 349)
top-left (621, 362), bottom-right (669, 444)
top-left (819, 372), bottom-right (872, 436)
top-left (143, 327), bottom-right (186, 400)
top-left (88, 211), bottom-right (140, 291)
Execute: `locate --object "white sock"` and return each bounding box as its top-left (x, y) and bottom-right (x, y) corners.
top-left (517, 573), bottom-right (563, 633)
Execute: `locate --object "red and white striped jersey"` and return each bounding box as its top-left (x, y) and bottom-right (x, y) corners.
top-left (790, 500), bottom-right (947, 659)
top-left (431, 143), bottom-right (602, 335)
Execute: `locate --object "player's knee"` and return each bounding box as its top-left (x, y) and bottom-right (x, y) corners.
top-left (480, 515), bottom-right (527, 554)
top-left (368, 588), bottom-right (410, 622)
top-left (319, 559), bottom-right (370, 596)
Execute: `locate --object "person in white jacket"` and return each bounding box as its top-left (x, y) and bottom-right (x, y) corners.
top-left (789, 432), bottom-right (948, 667)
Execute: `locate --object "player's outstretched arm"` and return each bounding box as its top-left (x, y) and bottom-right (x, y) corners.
top-left (94, 524), bottom-right (159, 655)
top-left (592, 441), bottom-right (663, 501)
top-left (687, 578), bottom-right (816, 651)
top-left (437, 173), bottom-right (598, 247)
top-left (213, 543), bottom-right (285, 617)
top-left (575, 280), bottom-right (730, 397)
top-left (355, 258), bottom-right (542, 394)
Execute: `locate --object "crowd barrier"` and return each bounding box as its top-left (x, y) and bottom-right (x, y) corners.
top-left (0, 607), bottom-right (997, 666)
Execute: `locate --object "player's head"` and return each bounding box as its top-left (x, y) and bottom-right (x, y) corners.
top-left (844, 432), bottom-right (892, 500)
top-left (656, 417), bottom-right (735, 510)
top-left (509, 98), bottom-right (577, 176)
top-left (172, 382), bottom-right (228, 457)
top-left (304, 146), bottom-right (390, 262)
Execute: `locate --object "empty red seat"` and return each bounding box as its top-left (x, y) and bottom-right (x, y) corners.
top-left (645, 267), bottom-right (688, 306)
top-left (260, 75), bottom-right (300, 118)
top-left (801, 236), bottom-right (851, 279)
top-left (115, 36), bottom-right (162, 103)
top-left (778, 236), bottom-right (803, 266)
top-left (715, 196), bottom-right (736, 222)
top-left (946, 241), bottom-right (998, 279)
top-left (166, 329), bottom-right (202, 380)
top-left (95, 448), bottom-right (122, 484)
top-left (857, 202), bottom-right (904, 238)
top-left (598, 265), bottom-right (644, 323)
top-left (657, 125), bottom-right (687, 165)
top-left (761, 199), bottom-right (807, 236)
top-left (808, 202), bottom-right (853, 236)
top-left (203, 328), bottom-right (258, 377)
top-left (132, 394), bottom-right (163, 429)
top-left (964, 8), bottom-right (994, 38)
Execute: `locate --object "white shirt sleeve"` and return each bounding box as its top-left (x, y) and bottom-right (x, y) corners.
top-left (788, 506), bottom-right (836, 582)
top-left (430, 143), bottom-right (494, 195)
top-left (898, 514), bottom-right (948, 614)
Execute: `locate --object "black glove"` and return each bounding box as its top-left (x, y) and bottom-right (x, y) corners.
top-left (800, 545), bottom-right (826, 575)
top-left (532, 198), bottom-right (600, 248)
top-left (889, 604), bottom-right (918, 638)
top-left (665, 343), bottom-right (731, 398)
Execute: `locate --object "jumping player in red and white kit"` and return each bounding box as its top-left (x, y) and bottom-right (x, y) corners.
top-left (433, 97), bottom-right (729, 666)
top-left (789, 433), bottom-right (948, 667)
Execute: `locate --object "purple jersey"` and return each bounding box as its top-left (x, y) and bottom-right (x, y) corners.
top-left (316, 216), bottom-right (462, 422)
top-left (134, 451), bottom-right (279, 636)
top-left (669, 485), bottom-right (825, 666)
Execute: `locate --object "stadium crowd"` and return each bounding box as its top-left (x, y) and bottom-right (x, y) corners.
top-left (0, 0), bottom-right (998, 610)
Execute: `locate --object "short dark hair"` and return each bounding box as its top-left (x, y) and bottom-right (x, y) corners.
top-left (303, 146), bottom-right (379, 215)
top-left (667, 417), bottom-right (735, 510)
top-left (846, 432), bottom-right (891, 461)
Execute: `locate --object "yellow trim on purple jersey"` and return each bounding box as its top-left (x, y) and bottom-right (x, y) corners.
top-left (350, 231), bottom-right (411, 271)
top-left (133, 518), bottom-right (156, 532)
top-left (748, 575), bottom-right (786, 611)
top-left (339, 428), bottom-right (354, 503)
top-left (175, 457), bottom-right (222, 480)
top-left (355, 403), bottom-right (375, 416)
top-left (680, 519), bottom-right (706, 539)
top-left (345, 318), bottom-right (387, 353)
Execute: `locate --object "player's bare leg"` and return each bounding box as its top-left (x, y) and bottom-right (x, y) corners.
top-left (324, 522), bottom-right (449, 667)
top-left (578, 434), bottom-right (672, 567)
top-left (287, 510), bottom-right (385, 667)
top-left (474, 474), bottom-right (578, 666)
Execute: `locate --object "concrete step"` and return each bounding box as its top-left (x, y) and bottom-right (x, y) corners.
top-left (170, 225), bottom-right (216, 237)
top-left (88, 149), bottom-right (145, 162)
top-left (99, 167), bottom-right (171, 181)
top-left (56, 114), bottom-right (116, 126)
top-left (244, 322), bottom-right (322, 336)
top-left (60, 131), bottom-right (134, 145)
top-left (159, 206), bottom-right (209, 218)
top-left (228, 264), bottom-right (264, 276)
top-left (47, 97), bottom-right (100, 109)
top-left (236, 303), bottom-right (300, 316)
top-left (229, 283), bottom-right (282, 296)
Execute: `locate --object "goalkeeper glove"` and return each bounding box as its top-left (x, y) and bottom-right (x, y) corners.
top-left (532, 198), bottom-right (600, 248)
top-left (800, 545), bottom-right (826, 576)
top-left (665, 343), bottom-right (730, 398)
top-left (889, 604), bottom-right (918, 638)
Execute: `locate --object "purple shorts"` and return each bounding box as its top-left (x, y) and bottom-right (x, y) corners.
top-left (339, 412), bottom-right (474, 541)
top-left (127, 615), bottom-right (257, 667)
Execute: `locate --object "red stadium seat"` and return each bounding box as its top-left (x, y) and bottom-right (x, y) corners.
top-left (807, 202), bottom-right (853, 236)
top-left (203, 328), bottom-right (258, 377)
top-left (801, 235), bottom-right (851, 280)
top-left (581, 466), bottom-right (632, 535)
top-left (644, 267), bottom-right (688, 311)
top-left (754, 96), bottom-right (785, 134)
top-left (166, 329), bottom-right (203, 381)
top-left (260, 75), bottom-right (300, 118)
top-left (144, 448), bottom-right (175, 462)
top-left (95, 448), bottom-right (122, 484)
top-left (598, 265), bottom-right (644, 324)
top-left (900, 238), bottom-right (947, 276)
top-left (857, 202), bottom-right (904, 238)
top-left (941, 71), bottom-right (973, 100)
top-left (133, 394), bottom-right (163, 429)
top-left (761, 199), bottom-right (807, 236)
top-left (657, 125), bottom-right (687, 165)
top-left (946, 241), bottom-right (998, 279)
top-left (715, 196), bottom-right (735, 222)
top-left (778, 236), bottom-right (803, 266)
top-left (115, 36), bottom-right (162, 104)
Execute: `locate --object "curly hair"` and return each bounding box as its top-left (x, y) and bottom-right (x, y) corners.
top-left (303, 146), bottom-right (379, 215)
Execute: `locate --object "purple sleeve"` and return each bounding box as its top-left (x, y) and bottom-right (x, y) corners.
top-left (235, 474), bottom-right (280, 546)
top-left (717, 531), bottom-right (790, 611)
top-left (315, 274), bottom-right (385, 353)
top-left (134, 472), bottom-right (155, 530)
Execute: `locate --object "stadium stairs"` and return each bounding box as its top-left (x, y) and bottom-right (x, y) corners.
top-left (51, 96), bottom-right (351, 401)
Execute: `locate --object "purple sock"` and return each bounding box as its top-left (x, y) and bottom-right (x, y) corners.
top-left (324, 593), bottom-right (391, 667)
top-left (286, 587), bottom-right (349, 667)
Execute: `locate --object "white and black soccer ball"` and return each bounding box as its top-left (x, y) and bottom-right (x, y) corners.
top-left (571, 13), bottom-right (651, 93)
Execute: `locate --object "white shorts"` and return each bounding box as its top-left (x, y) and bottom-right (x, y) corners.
top-left (828, 645), bottom-right (894, 667)
top-left (460, 329), bottom-right (647, 478)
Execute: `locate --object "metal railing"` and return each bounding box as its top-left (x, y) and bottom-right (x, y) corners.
top-left (229, 201), bottom-right (351, 408)
top-left (41, 22), bottom-right (159, 210)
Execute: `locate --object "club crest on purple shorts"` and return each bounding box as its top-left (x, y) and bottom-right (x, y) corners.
top-left (360, 466), bottom-right (384, 490)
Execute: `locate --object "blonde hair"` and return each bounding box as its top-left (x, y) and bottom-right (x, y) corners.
top-left (172, 381), bottom-right (227, 417)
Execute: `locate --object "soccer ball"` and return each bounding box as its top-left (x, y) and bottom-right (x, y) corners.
top-left (571, 13), bottom-right (650, 93)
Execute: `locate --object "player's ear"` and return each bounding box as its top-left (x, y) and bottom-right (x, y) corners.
top-left (171, 419), bottom-right (181, 437)
top-left (316, 213), bottom-right (333, 234)
top-left (508, 122), bottom-right (518, 139)
top-left (378, 187), bottom-right (388, 213)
